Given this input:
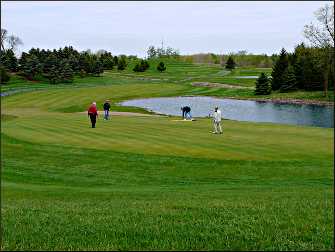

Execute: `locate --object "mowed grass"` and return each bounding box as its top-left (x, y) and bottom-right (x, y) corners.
top-left (2, 59), bottom-right (333, 103)
top-left (1, 83), bottom-right (334, 251)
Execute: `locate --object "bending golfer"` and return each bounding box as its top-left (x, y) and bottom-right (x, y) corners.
top-left (103, 99), bottom-right (111, 120)
top-left (212, 106), bottom-right (222, 134)
top-left (181, 106), bottom-right (192, 120)
top-left (88, 102), bottom-right (98, 128)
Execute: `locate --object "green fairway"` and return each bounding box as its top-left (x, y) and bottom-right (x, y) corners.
top-left (2, 59), bottom-right (333, 104)
top-left (1, 81), bottom-right (334, 250)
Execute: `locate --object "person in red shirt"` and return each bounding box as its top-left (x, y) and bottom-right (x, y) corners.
top-left (88, 102), bottom-right (98, 128)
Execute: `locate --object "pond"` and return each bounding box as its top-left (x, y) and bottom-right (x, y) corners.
top-left (120, 96), bottom-right (334, 128)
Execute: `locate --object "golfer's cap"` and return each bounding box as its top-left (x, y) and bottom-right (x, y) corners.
top-left (93, 102), bottom-right (96, 105)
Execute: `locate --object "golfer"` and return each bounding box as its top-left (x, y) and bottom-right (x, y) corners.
top-left (181, 106), bottom-right (192, 120)
top-left (212, 106), bottom-right (222, 134)
top-left (103, 99), bottom-right (111, 120)
top-left (88, 102), bottom-right (98, 128)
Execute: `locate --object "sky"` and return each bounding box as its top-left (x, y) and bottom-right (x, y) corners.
top-left (1, 1), bottom-right (331, 57)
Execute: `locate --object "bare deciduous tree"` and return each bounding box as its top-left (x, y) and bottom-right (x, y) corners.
top-left (6, 35), bottom-right (23, 51)
top-left (1, 28), bottom-right (8, 51)
top-left (303, 3), bottom-right (334, 97)
top-left (304, 4), bottom-right (334, 47)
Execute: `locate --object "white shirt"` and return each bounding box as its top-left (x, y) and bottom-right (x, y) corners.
top-left (213, 109), bottom-right (222, 122)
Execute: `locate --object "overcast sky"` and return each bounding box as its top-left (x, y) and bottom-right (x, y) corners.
top-left (1, 1), bottom-right (331, 57)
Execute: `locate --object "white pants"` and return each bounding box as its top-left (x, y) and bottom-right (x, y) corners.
top-left (213, 120), bottom-right (222, 133)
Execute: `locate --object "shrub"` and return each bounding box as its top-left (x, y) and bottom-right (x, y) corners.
top-left (157, 62), bottom-right (166, 72)
top-left (225, 56), bottom-right (236, 70)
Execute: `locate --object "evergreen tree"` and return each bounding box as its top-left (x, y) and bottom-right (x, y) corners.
top-left (43, 54), bottom-right (58, 74)
top-left (93, 60), bottom-right (103, 76)
top-left (293, 58), bottom-right (304, 89)
top-left (133, 63), bottom-right (141, 72)
top-left (255, 73), bottom-right (271, 95)
top-left (271, 48), bottom-right (289, 90)
top-left (117, 57), bottom-right (127, 71)
top-left (157, 62), bottom-right (166, 72)
top-left (141, 60), bottom-right (149, 70)
top-left (225, 56), bottom-right (236, 70)
top-left (280, 66), bottom-right (298, 92)
top-left (48, 65), bottom-right (60, 84)
top-left (0, 65), bottom-right (10, 84)
top-left (18, 52), bottom-right (28, 71)
top-left (133, 60), bottom-right (149, 72)
top-left (68, 55), bottom-right (80, 73)
top-left (113, 56), bottom-right (118, 66)
top-left (0, 49), bottom-right (17, 72)
top-left (61, 61), bottom-right (74, 82)
top-left (23, 55), bottom-right (42, 80)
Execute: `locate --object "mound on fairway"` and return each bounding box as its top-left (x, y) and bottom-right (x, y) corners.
top-left (1, 83), bottom-right (333, 251)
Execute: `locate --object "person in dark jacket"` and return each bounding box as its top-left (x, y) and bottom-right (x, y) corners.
top-left (181, 106), bottom-right (191, 120)
top-left (103, 99), bottom-right (111, 120)
top-left (88, 102), bottom-right (98, 128)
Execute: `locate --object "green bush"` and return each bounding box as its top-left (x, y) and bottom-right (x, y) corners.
top-left (157, 62), bottom-right (166, 72)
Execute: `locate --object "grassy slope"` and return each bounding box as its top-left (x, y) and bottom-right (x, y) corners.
top-left (1, 83), bottom-right (334, 250)
top-left (1, 59), bottom-right (333, 102)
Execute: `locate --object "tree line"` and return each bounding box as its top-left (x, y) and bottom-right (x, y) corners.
top-left (255, 3), bottom-right (334, 96)
top-left (255, 44), bottom-right (334, 95)
top-left (0, 46), bottom-right (130, 84)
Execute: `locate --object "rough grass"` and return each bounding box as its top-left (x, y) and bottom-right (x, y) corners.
top-left (1, 83), bottom-right (334, 250)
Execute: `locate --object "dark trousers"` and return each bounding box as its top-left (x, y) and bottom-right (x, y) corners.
top-left (89, 114), bottom-right (97, 128)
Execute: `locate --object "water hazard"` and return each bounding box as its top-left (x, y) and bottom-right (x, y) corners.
top-left (121, 96), bottom-right (334, 128)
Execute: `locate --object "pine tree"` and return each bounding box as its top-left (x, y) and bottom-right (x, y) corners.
top-left (23, 55), bottom-right (42, 80)
top-left (271, 48), bottom-right (289, 90)
top-left (157, 62), bottom-right (166, 72)
top-left (255, 73), bottom-right (271, 95)
top-left (113, 56), bottom-right (118, 66)
top-left (0, 65), bottom-right (11, 84)
top-left (93, 60), bottom-right (103, 76)
top-left (117, 57), bottom-right (127, 71)
top-left (43, 54), bottom-right (58, 74)
top-left (48, 65), bottom-right (60, 84)
top-left (293, 59), bottom-right (304, 89)
top-left (18, 52), bottom-right (29, 71)
top-left (61, 62), bottom-right (74, 82)
top-left (225, 56), bottom-right (236, 70)
top-left (280, 66), bottom-right (298, 92)
top-left (141, 60), bottom-right (149, 70)
top-left (0, 49), bottom-right (18, 72)
top-left (133, 63), bottom-right (141, 72)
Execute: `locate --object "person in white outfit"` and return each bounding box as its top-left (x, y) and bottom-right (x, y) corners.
top-left (212, 106), bottom-right (222, 134)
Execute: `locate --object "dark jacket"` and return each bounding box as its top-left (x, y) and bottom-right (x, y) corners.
top-left (182, 106), bottom-right (191, 113)
top-left (103, 102), bottom-right (111, 111)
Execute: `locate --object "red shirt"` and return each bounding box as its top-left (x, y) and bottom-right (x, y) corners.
top-left (88, 105), bottom-right (98, 115)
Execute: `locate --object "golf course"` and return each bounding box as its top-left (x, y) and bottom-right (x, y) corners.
top-left (1, 61), bottom-right (334, 250)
